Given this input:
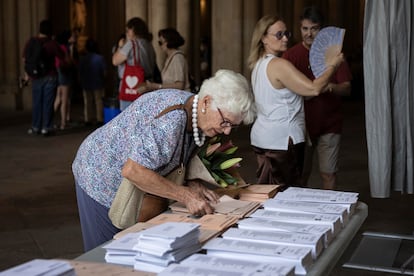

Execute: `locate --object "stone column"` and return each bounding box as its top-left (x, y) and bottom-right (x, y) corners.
top-left (176, 0), bottom-right (191, 55)
top-left (126, 0), bottom-right (147, 22)
top-left (211, 0), bottom-right (243, 73)
top-left (0, 0), bottom-right (18, 109)
top-left (149, 0), bottom-right (169, 69)
top-left (243, 0), bottom-right (260, 78)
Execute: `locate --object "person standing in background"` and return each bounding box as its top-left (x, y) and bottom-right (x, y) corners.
top-left (111, 34), bottom-right (126, 94)
top-left (23, 19), bottom-right (64, 136)
top-left (79, 38), bottom-right (107, 126)
top-left (247, 14), bottom-right (343, 188)
top-left (54, 30), bottom-right (76, 130)
top-left (112, 17), bottom-right (157, 111)
top-left (146, 28), bottom-right (190, 92)
top-left (283, 6), bottom-right (352, 189)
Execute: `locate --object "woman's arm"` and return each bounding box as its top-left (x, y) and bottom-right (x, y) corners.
top-left (112, 39), bottom-right (129, 66)
top-left (146, 80), bottom-right (185, 91)
top-left (269, 53), bottom-right (344, 96)
top-left (112, 49), bottom-right (127, 66)
top-left (122, 158), bottom-right (218, 215)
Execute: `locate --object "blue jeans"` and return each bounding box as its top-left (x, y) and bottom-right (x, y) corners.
top-left (31, 75), bottom-right (57, 131)
top-left (119, 100), bottom-right (132, 111)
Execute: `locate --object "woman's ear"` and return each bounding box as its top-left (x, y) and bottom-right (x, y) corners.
top-left (261, 35), bottom-right (268, 46)
top-left (201, 95), bottom-right (211, 112)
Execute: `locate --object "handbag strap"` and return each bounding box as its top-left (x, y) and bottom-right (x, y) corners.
top-left (155, 103), bottom-right (187, 164)
top-left (155, 104), bottom-right (184, 119)
top-left (131, 40), bottom-right (140, 66)
top-left (163, 51), bottom-right (184, 73)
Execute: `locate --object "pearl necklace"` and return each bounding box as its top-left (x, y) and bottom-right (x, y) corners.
top-left (192, 95), bottom-right (206, 147)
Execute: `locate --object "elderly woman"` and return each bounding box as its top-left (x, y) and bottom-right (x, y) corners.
top-left (248, 15), bottom-right (343, 188)
top-left (146, 27), bottom-right (190, 91)
top-left (72, 69), bottom-right (255, 251)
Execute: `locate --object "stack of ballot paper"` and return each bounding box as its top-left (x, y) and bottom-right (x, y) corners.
top-left (202, 238), bottom-right (313, 275)
top-left (132, 222), bottom-right (201, 273)
top-left (0, 259), bottom-right (75, 276)
top-left (250, 209), bottom-right (342, 237)
top-left (103, 232), bottom-right (142, 266)
top-left (221, 227), bottom-right (324, 260)
top-left (169, 195), bottom-right (261, 218)
top-left (104, 222), bottom-right (202, 273)
top-left (237, 216), bottom-right (333, 247)
top-left (238, 184), bottom-right (280, 202)
top-left (158, 254), bottom-right (295, 276)
top-left (263, 198), bottom-right (350, 226)
top-left (273, 187), bottom-right (359, 215)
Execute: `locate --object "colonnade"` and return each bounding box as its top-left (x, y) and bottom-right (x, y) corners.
top-left (0, 0), bottom-right (364, 111)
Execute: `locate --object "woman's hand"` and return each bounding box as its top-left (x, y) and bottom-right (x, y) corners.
top-left (325, 45), bottom-right (344, 70)
top-left (145, 80), bottom-right (162, 91)
top-left (184, 181), bottom-right (220, 216)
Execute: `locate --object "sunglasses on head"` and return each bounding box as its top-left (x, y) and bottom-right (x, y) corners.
top-left (269, 30), bottom-right (292, 40)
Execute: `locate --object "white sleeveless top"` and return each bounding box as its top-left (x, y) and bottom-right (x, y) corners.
top-left (250, 55), bottom-right (305, 150)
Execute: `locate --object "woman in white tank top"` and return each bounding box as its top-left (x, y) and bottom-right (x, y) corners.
top-left (247, 15), bottom-right (344, 187)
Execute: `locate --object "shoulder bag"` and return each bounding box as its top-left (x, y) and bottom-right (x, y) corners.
top-left (118, 40), bottom-right (145, 102)
top-left (108, 104), bottom-right (187, 229)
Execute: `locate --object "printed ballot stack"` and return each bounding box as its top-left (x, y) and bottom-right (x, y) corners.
top-left (104, 222), bottom-right (201, 273)
top-left (100, 186), bottom-right (359, 276)
top-left (202, 187), bottom-right (359, 275)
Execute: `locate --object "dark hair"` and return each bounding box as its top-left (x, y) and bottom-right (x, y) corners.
top-left (39, 19), bottom-right (53, 36)
top-left (158, 28), bottom-right (185, 49)
top-left (300, 6), bottom-right (324, 26)
top-left (126, 17), bottom-right (153, 41)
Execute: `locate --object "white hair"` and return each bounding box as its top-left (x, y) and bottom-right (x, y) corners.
top-left (198, 69), bottom-right (256, 124)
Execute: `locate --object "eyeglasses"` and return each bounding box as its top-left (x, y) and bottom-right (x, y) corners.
top-left (268, 30), bottom-right (292, 40)
top-left (217, 108), bottom-right (239, 129)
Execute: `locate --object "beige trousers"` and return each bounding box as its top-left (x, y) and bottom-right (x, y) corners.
top-left (82, 89), bottom-right (104, 123)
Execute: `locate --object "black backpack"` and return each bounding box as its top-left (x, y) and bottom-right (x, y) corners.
top-left (24, 37), bottom-right (50, 78)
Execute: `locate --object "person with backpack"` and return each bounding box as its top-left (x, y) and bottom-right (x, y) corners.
top-left (23, 19), bottom-right (64, 136)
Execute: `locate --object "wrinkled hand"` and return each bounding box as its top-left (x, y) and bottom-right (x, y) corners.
top-left (185, 181), bottom-right (220, 216)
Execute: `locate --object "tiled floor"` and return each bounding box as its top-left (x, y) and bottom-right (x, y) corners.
top-left (0, 97), bottom-right (413, 275)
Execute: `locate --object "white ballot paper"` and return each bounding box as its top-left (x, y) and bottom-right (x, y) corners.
top-left (103, 232), bottom-right (142, 266)
top-left (158, 253), bottom-right (295, 276)
top-left (221, 228), bottom-right (323, 259)
top-left (202, 238), bottom-right (313, 275)
top-left (274, 187), bottom-right (358, 214)
top-left (237, 216), bottom-right (332, 247)
top-left (0, 259), bottom-right (75, 276)
top-left (132, 222), bottom-right (202, 272)
top-left (263, 199), bottom-right (349, 225)
top-left (250, 208), bottom-right (342, 236)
